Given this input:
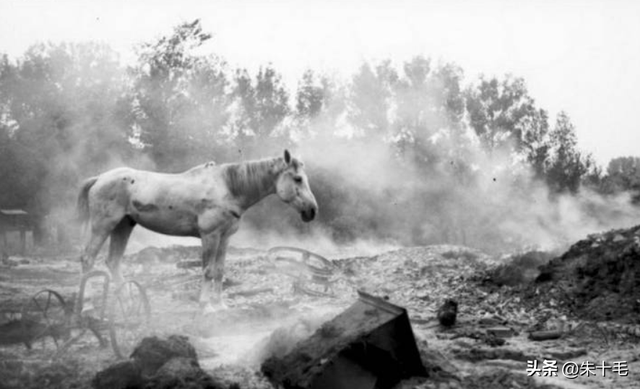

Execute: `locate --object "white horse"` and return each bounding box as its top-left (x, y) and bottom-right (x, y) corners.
top-left (77, 150), bottom-right (318, 312)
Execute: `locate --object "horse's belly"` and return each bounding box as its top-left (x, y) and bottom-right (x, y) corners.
top-left (131, 211), bottom-right (199, 237)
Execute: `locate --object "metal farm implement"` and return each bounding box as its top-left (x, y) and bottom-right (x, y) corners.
top-left (268, 246), bottom-right (339, 297)
top-left (15, 270), bottom-right (151, 359)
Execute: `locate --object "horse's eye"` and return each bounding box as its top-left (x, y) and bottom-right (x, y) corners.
top-left (294, 176), bottom-right (303, 184)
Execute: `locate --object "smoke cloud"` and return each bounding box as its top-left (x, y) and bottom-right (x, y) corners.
top-left (235, 73), bottom-right (640, 256)
top-left (5, 40), bottom-right (639, 259)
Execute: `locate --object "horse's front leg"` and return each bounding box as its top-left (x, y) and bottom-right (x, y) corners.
top-left (199, 233), bottom-right (222, 313)
top-left (211, 236), bottom-right (229, 307)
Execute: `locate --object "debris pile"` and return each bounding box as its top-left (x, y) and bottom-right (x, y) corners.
top-left (335, 245), bottom-right (494, 321)
top-left (4, 236), bottom-right (639, 389)
top-left (480, 250), bottom-right (556, 287)
top-left (534, 224), bottom-right (640, 322)
top-left (92, 335), bottom-right (234, 389)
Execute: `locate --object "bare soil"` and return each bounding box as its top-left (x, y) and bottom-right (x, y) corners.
top-left (0, 239), bottom-right (638, 389)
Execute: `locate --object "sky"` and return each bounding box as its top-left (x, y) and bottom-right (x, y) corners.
top-left (1, 0), bottom-right (639, 167)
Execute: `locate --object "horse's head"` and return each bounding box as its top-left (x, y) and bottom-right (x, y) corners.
top-left (276, 150), bottom-right (318, 222)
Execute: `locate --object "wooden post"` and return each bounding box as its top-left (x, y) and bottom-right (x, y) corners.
top-left (20, 229), bottom-right (26, 255)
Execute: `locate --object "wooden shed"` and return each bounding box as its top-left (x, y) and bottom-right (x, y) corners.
top-left (0, 209), bottom-right (33, 254)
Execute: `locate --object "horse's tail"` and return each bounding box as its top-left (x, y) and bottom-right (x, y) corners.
top-left (77, 176), bottom-right (98, 225)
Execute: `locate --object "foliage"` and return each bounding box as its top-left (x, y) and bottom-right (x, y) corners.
top-left (544, 112), bottom-right (591, 194)
top-left (597, 156), bottom-right (640, 202)
top-left (466, 76), bottom-right (539, 152)
top-left (348, 61), bottom-right (396, 138)
top-left (129, 19), bottom-right (231, 170)
top-left (0, 42), bottom-right (130, 215)
top-left (231, 65), bottom-right (291, 158)
top-left (0, 20), bottom-right (633, 250)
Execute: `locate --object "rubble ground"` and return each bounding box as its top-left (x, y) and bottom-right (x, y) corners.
top-left (0, 228), bottom-right (639, 389)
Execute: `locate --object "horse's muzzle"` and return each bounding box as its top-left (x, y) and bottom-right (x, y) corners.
top-left (301, 207), bottom-right (316, 222)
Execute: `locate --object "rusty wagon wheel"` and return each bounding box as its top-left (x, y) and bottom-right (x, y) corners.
top-left (20, 289), bottom-right (70, 350)
top-left (109, 280), bottom-right (151, 359)
top-left (268, 246), bottom-right (338, 297)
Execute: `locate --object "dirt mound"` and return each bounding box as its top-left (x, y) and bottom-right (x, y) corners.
top-left (92, 335), bottom-right (231, 389)
top-left (534, 224), bottom-right (640, 322)
top-left (131, 335), bottom-right (199, 376)
top-left (478, 250), bottom-right (557, 288)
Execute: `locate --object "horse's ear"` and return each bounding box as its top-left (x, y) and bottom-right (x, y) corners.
top-left (284, 149), bottom-right (291, 165)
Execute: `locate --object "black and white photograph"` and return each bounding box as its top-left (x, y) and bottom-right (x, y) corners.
top-left (0, 1), bottom-right (639, 388)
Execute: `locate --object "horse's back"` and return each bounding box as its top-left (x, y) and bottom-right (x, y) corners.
top-left (97, 163), bottom-right (215, 182)
top-left (91, 164), bottom-right (228, 209)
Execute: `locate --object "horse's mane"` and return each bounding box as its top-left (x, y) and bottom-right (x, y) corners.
top-left (223, 157), bottom-right (288, 200)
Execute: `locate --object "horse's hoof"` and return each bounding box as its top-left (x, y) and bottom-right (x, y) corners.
top-left (81, 301), bottom-right (96, 314)
top-left (201, 302), bottom-right (228, 315)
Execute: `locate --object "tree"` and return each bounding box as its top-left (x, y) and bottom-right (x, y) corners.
top-left (392, 57), bottom-right (437, 167)
top-left (597, 157), bottom-right (640, 201)
top-left (131, 19), bottom-right (232, 169)
top-left (520, 108), bottom-right (551, 179)
top-left (545, 112), bottom-right (590, 194)
top-left (348, 61), bottom-right (397, 138)
top-left (0, 42), bottom-right (129, 214)
top-left (230, 65), bottom-right (291, 157)
top-left (255, 66), bottom-right (290, 137)
top-left (295, 70), bottom-right (325, 119)
top-left (465, 76), bottom-right (542, 154)
top-left (392, 58), bottom-right (470, 175)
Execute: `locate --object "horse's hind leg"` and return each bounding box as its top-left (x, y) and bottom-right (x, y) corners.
top-left (106, 217), bottom-right (136, 285)
top-left (80, 230), bottom-right (110, 273)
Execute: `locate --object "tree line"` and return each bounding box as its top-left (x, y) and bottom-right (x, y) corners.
top-left (1, 20), bottom-right (637, 250)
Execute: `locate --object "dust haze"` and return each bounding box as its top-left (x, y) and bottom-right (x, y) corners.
top-left (125, 111), bottom-right (640, 259)
top-left (4, 36), bottom-right (639, 259)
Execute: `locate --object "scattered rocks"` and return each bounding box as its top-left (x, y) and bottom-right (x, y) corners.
top-left (437, 299), bottom-right (458, 327)
top-left (485, 326), bottom-right (514, 338)
top-left (451, 346), bottom-right (533, 363)
top-left (336, 245), bottom-right (492, 313)
top-left (544, 347), bottom-right (587, 361)
top-left (459, 369), bottom-right (561, 389)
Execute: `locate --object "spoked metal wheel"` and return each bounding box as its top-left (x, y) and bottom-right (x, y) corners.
top-left (109, 280), bottom-right (151, 359)
top-left (268, 246), bottom-right (338, 297)
top-left (20, 289), bottom-right (70, 350)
